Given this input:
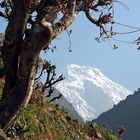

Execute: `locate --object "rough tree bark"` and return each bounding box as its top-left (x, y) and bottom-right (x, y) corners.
top-left (0, 0), bottom-right (34, 131)
top-left (0, 23), bottom-right (53, 132)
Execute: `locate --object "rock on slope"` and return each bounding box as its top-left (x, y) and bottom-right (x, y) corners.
top-left (54, 64), bottom-right (132, 122)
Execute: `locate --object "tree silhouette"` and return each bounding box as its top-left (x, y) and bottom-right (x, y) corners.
top-left (0, 0), bottom-right (122, 131)
top-left (34, 60), bottom-right (64, 98)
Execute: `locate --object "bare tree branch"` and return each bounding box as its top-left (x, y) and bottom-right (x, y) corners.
top-left (85, 9), bottom-right (100, 26)
top-left (0, 11), bottom-right (7, 19)
top-left (50, 94), bottom-right (62, 102)
top-left (52, 0), bottom-right (77, 39)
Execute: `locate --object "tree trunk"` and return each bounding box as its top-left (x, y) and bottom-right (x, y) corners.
top-left (0, 23), bottom-right (52, 131)
top-left (0, 52), bottom-right (37, 131)
top-left (1, 0), bottom-right (31, 99)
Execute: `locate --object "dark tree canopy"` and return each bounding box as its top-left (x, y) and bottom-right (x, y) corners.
top-left (0, 0), bottom-right (126, 131)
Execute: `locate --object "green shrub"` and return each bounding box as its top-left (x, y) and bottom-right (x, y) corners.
top-left (101, 128), bottom-right (118, 140)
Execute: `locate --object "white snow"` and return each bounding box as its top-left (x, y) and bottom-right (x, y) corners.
top-left (55, 64), bottom-right (132, 122)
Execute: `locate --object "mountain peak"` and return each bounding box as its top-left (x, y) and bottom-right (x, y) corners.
top-left (67, 64), bottom-right (102, 78)
top-left (55, 64), bottom-right (132, 122)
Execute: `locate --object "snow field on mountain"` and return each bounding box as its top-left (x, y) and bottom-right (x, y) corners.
top-left (55, 64), bottom-right (132, 121)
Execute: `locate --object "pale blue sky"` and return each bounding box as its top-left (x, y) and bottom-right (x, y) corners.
top-left (0, 0), bottom-right (140, 91)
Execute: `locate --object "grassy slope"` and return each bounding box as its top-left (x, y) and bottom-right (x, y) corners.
top-left (0, 83), bottom-right (120, 140)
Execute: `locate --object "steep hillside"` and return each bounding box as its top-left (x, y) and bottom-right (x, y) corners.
top-left (94, 89), bottom-right (140, 140)
top-left (0, 82), bottom-right (120, 140)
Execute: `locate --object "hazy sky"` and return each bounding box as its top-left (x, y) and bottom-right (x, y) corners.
top-left (0, 0), bottom-right (140, 91)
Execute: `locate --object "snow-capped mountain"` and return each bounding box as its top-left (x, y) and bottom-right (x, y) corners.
top-left (54, 64), bottom-right (132, 122)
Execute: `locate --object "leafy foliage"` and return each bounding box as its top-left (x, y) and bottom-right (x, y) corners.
top-left (100, 127), bottom-right (119, 140)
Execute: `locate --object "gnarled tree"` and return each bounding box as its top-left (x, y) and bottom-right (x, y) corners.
top-left (0, 0), bottom-right (115, 131)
